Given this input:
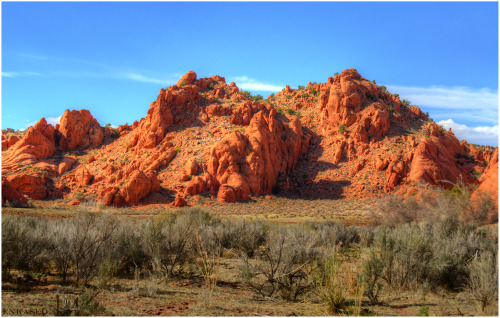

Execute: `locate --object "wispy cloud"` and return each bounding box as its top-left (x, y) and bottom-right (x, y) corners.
top-left (124, 73), bottom-right (177, 85)
top-left (2, 71), bottom-right (42, 78)
top-left (437, 119), bottom-right (498, 147)
top-left (229, 76), bottom-right (284, 92)
top-left (18, 53), bottom-right (48, 60)
top-left (386, 85), bottom-right (498, 125)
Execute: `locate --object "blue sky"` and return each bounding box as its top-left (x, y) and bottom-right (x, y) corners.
top-left (2, 1), bottom-right (498, 146)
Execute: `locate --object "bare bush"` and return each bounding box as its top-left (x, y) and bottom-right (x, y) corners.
top-left (141, 208), bottom-right (216, 279)
top-left (69, 213), bottom-right (118, 286)
top-left (221, 219), bottom-right (266, 257)
top-left (467, 251), bottom-right (498, 313)
top-left (241, 225), bottom-right (322, 301)
top-left (48, 219), bottom-right (75, 282)
top-left (430, 227), bottom-right (485, 290)
top-left (110, 219), bottom-right (148, 277)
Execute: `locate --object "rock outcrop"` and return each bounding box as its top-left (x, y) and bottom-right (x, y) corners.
top-left (8, 118), bottom-right (56, 161)
top-left (56, 109), bottom-right (103, 150)
top-left (206, 108), bottom-right (311, 202)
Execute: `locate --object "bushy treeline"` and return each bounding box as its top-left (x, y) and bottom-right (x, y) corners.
top-left (2, 190), bottom-right (498, 314)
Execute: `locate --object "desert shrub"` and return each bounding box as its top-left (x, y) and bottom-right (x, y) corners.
top-left (339, 124), bottom-right (346, 135)
top-left (358, 227), bottom-right (376, 247)
top-left (2, 215), bottom-right (51, 276)
top-left (286, 108), bottom-right (296, 116)
top-left (142, 208), bottom-right (216, 279)
top-left (251, 94), bottom-right (263, 101)
top-left (370, 194), bottom-right (429, 226)
top-left (430, 226), bottom-right (493, 291)
top-left (312, 255), bottom-right (346, 314)
top-left (241, 225), bottom-right (322, 301)
top-left (48, 219), bottom-right (76, 282)
top-left (208, 82), bottom-right (215, 89)
top-left (69, 213), bottom-right (118, 286)
top-left (180, 80), bottom-right (187, 87)
top-left (221, 219), bottom-right (266, 258)
top-left (374, 224), bottom-right (433, 290)
top-left (110, 128), bottom-right (120, 139)
top-left (297, 85), bottom-right (305, 90)
top-left (96, 258), bottom-right (119, 290)
top-left (314, 221), bottom-right (360, 249)
top-left (111, 219), bottom-right (148, 277)
top-left (194, 223), bottom-right (223, 292)
top-left (468, 191), bottom-right (497, 224)
top-left (361, 250), bottom-right (383, 305)
top-left (467, 251), bottom-right (498, 312)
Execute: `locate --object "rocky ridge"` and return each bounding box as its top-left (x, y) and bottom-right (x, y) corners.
top-left (2, 69), bottom-right (497, 215)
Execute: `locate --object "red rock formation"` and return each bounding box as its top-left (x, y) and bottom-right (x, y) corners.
top-left (206, 109), bottom-right (310, 202)
top-left (57, 109), bottom-right (103, 150)
top-left (98, 170), bottom-right (160, 206)
top-left (6, 174), bottom-right (48, 200)
top-left (58, 156), bottom-right (78, 175)
top-left (318, 69), bottom-right (392, 138)
top-left (1, 178), bottom-right (29, 206)
top-left (131, 73), bottom-right (202, 149)
top-left (408, 123), bottom-right (467, 187)
top-left (185, 159), bottom-right (199, 176)
top-left (7, 118), bottom-right (56, 161)
top-left (177, 70), bottom-right (197, 86)
top-left (471, 148), bottom-right (498, 222)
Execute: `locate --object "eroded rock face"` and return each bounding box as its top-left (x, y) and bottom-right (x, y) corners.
top-left (6, 174), bottom-right (48, 200)
top-left (98, 170), bottom-right (160, 206)
top-left (471, 148), bottom-right (498, 222)
top-left (408, 123), bottom-right (467, 187)
top-left (130, 74), bottom-right (202, 149)
top-left (206, 109), bottom-right (311, 202)
top-left (1, 178), bottom-right (29, 206)
top-left (57, 109), bottom-right (103, 150)
top-left (8, 118), bottom-right (56, 161)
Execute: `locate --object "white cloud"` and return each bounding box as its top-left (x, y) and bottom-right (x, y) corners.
top-left (2, 72), bottom-right (42, 78)
top-left (229, 76), bottom-right (284, 92)
top-left (386, 85), bottom-right (498, 125)
top-left (437, 119), bottom-right (498, 147)
top-left (46, 116), bottom-right (62, 126)
top-left (25, 116), bottom-right (61, 129)
top-left (125, 73), bottom-right (177, 85)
